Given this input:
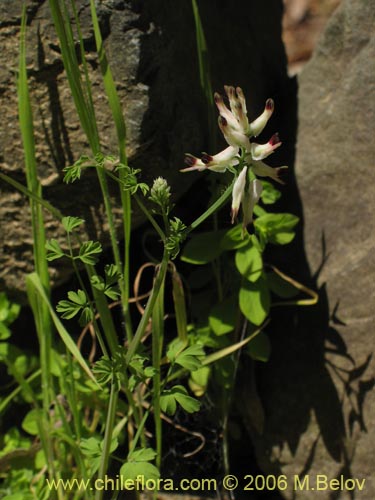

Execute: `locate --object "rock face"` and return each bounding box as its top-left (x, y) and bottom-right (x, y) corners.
top-left (251, 1), bottom-right (375, 498)
top-left (0, 0), bottom-right (289, 300)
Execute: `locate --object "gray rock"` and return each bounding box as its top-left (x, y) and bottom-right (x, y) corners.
top-left (0, 0), bottom-right (289, 300)
top-left (249, 1), bottom-right (375, 497)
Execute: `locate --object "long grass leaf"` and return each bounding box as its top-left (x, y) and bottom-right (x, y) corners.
top-left (89, 0), bottom-right (133, 340)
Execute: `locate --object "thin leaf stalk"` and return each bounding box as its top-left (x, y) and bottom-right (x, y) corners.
top-left (95, 379), bottom-right (119, 500)
top-left (152, 270), bottom-right (166, 471)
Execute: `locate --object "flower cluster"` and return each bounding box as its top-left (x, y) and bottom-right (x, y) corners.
top-left (181, 86), bottom-right (287, 228)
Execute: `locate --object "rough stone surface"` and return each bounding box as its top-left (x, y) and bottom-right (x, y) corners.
top-left (0, 0), bottom-right (289, 300)
top-left (248, 1), bottom-right (375, 498)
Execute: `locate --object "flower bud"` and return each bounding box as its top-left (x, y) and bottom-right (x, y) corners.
top-left (219, 116), bottom-right (251, 150)
top-left (251, 161), bottom-right (288, 185)
top-left (248, 99), bottom-right (274, 137)
top-left (242, 179), bottom-right (263, 228)
top-left (149, 177), bottom-right (171, 211)
top-left (201, 146), bottom-right (239, 172)
top-left (180, 154), bottom-right (207, 172)
top-left (231, 166), bottom-right (248, 223)
top-left (250, 133), bottom-right (281, 161)
top-left (214, 92), bottom-right (241, 131)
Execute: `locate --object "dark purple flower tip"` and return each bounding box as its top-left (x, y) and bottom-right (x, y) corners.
top-left (269, 132), bottom-right (281, 146)
top-left (184, 155), bottom-right (197, 167)
top-left (275, 166), bottom-right (288, 184)
top-left (214, 92), bottom-right (222, 103)
top-left (219, 116), bottom-right (228, 127)
top-left (266, 98), bottom-right (274, 111)
top-left (201, 153), bottom-right (213, 164)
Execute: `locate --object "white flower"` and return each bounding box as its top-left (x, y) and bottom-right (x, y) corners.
top-left (231, 166), bottom-right (248, 223)
top-left (250, 133), bottom-right (282, 161)
top-left (181, 146), bottom-right (239, 173)
top-left (248, 99), bottom-right (274, 137)
top-left (181, 85), bottom-right (288, 230)
top-left (241, 179), bottom-right (263, 228)
top-left (218, 116), bottom-right (251, 150)
top-left (231, 169), bottom-right (263, 228)
top-left (251, 160), bottom-right (288, 185)
top-left (215, 86), bottom-right (251, 149)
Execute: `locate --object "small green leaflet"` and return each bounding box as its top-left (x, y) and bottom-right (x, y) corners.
top-left (78, 241), bottom-right (102, 265)
top-left (239, 275), bottom-right (270, 326)
top-left (56, 289), bottom-right (93, 325)
top-left (81, 436), bottom-right (118, 475)
top-left (255, 213), bottom-right (299, 245)
top-left (120, 448), bottom-right (160, 482)
top-left (0, 292), bottom-right (20, 340)
top-left (45, 239), bottom-right (65, 261)
top-left (260, 181), bottom-right (281, 205)
top-left (160, 385), bottom-right (200, 415)
top-left (235, 241), bottom-right (263, 283)
top-left (166, 339), bottom-right (204, 371)
top-left (90, 264), bottom-right (121, 300)
top-left (22, 408), bottom-right (43, 435)
top-left (209, 297), bottom-right (237, 336)
top-left (220, 224), bottom-right (250, 251)
top-left (62, 216), bottom-right (85, 233)
top-left (181, 230), bottom-right (225, 265)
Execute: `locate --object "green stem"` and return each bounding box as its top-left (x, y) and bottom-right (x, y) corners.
top-left (125, 250), bottom-right (169, 365)
top-left (188, 182), bottom-right (233, 233)
top-left (152, 270), bottom-right (166, 471)
top-left (95, 380), bottom-right (119, 500)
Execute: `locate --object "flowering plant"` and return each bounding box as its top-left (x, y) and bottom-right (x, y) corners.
top-left (181, 86), bottom-right (287, 228)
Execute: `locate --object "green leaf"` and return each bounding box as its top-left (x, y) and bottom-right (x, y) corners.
top-left (56, 300), bottom-right (82, 320)
top-left (260, 181), bottom-right (281, 205)
top-left (235, 241), bottom-right (263, 283)
top-left (120, 462), bottom-right (160, 483)
top-left (120, 447), bottom-right (160, 482)
top-left (62, 216), bottom-right (85, 233)
top-left (266, 271), bottom-right (299, 298)
top-left (254, 213), bottom-right (299, 245)
top-left (78, 241), bottom-right (102, 265)
top-left (90, 275), bottom-right (105, 292)
top-left (181, 231), bottom-right (225, 265)
top-left (167, 340), bottom-right (204, 371)
top-left (22, 409), bottom-right (43, 435)
top-left (80, 436), bottom-right (118, 475)
top-left (220, 224), bottom-right (250, 250)
top-left (160, 385), bottom-right (200, 415)
top-left (239, 275), bottom-right (270, 326)
top-left (104, 264), bottom-right (121, 286)
top-left (129, 448), bottom-right (157, 462)
top-left (173, 386), bottom-right (201, 413)
top-left (160, 390), bottom-right (177, 415)
top-left (247, 331), bottom-right (271, 362)
top-left (79, 306), bottom-right (94, 326)
top-left (209, 297), bottom-right (237, 336)
top-left (0, 322), bottom-right (11, 340)
top-left (67, 289), bottom-right (87, 305)
top-left (45, 239), bottom-right (65, 261)
top-left (0, 293), bottom-right (20, 325)
top-left (91, 266), bottom-right (121, 300)
top-left (189, 366), bottom-right (211, 396)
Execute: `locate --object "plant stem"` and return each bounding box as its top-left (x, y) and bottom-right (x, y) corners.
top-left (95, 380), bottom-right (118, 500)
top-left (125, 250), bottom-right (169, 365)
top-left (152, 270), bottom-right (166, 471)
top-left (188, 182), bottom-right (233, 233)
